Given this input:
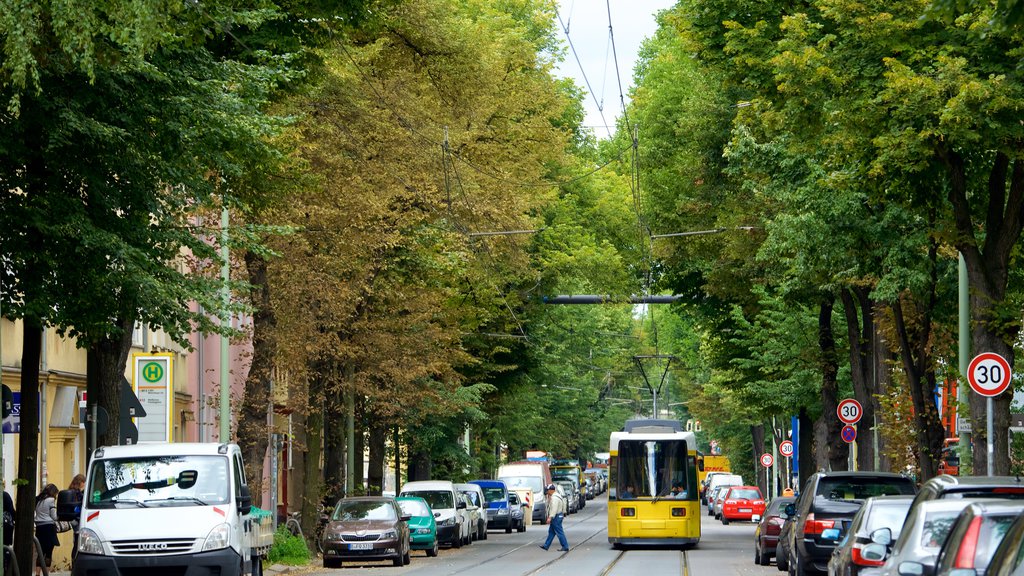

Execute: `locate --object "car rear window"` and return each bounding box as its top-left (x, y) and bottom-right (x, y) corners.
top-left (920, 510), bottom-right (962, 548)
top-left (729, 489), bottom-right (761, 500)
top-left (975, 514), bottom-right (1018, 569)
top-left (942, 487), bottom-right (1024, 499)
top-left (818, 477), bottom-right (915, 501)
top-left (866, 503), bottom-right (913, 539)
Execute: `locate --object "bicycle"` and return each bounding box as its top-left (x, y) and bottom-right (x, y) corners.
top-left (285, 508), bottom-right (328, 555)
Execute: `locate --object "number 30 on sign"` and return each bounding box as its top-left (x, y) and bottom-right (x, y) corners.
top-left (837, 399), bottom-right (863, 425)
top-left (968, 352), bottom-right (1012, 397)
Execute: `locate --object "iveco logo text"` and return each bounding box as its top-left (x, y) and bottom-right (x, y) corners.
top-left (138, 543), bottom-right (168, 551)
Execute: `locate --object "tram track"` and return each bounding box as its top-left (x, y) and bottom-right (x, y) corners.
top-left (442, 502), bottom-right (609, 576)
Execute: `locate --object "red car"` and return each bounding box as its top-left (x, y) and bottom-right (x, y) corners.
top-left (720, 486), bottom-right (766, 525)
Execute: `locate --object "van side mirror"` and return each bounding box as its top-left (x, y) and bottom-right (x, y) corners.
top-left (457, 500), bottom-right (467, 509)
top-left (861, 543), bottom-right (887, 562)
top-left (56, 489), bottom-right (83, 521)
top-left (237, 485), bottom-right (252, 515)
top-left (898, 561), bottom-right (923, 576)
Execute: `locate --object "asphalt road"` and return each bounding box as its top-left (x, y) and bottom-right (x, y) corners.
top-left (294, 494), bottom-right (786, 576)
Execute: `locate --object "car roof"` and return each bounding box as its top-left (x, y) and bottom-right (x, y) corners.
top-left (960, 499), bottom-right (1024, 515)
top-left (401, 480), bottom-right (456, 490)
top-left (925, 475), bottom-right (1024, 489)
top-left (814, 471), bottom-right (910, 480)
top-left (469, 479), bottom-right (507, 487)
top-left (338, 496), bottom-right (395, 502)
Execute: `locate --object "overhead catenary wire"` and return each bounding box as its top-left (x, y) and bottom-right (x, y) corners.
top-left (556, 8), bottom-right (613, 138)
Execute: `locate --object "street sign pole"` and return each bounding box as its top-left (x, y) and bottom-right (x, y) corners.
top-left (968, 352), bottom-right (1011, 476)
top-left (988, 396), bottom-right (994, 477)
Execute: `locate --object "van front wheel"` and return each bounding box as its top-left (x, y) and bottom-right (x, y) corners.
top-left (251, 556), bottom-right (262, 576)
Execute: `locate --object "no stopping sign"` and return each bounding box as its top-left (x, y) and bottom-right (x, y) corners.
top-left (968, 352), bottom-right (1012, 397)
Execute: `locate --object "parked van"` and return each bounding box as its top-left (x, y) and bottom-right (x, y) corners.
top-left (497, 461), bottom-right (552, 524)
top-left (705, 473), bottom-right (744, 507)
top-left (455, 483), bottom-right (488, 540)
top-left (469, 480), bottom-right (515, 533)
top-left (66, 443), bottom-right (270, 576)
top-left (398, 480), bottom-right (470, 548)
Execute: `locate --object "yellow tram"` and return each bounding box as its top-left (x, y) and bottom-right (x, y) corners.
top-left (608, 419), bottom-right (701, 548)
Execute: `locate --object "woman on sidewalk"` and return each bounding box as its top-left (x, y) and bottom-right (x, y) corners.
top-left (34, 484), bottom-right (59, 576)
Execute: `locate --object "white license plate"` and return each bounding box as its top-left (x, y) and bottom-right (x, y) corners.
top-left (349, 543), bottom-right (373, 550)
top-left (739, 508), bottom-right (752, 513)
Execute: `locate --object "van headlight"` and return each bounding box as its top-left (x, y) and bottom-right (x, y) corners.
top-left (78, 528), bottom-right (104, 555)
top-left (437, 517), bottom-right (454, 526)
top-left (203, 523), bottom-right (231, 551)
top-left (497, 508), bottom-right (509, 515)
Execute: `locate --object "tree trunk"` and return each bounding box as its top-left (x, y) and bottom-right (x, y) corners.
top-left (945, 150), bottom-right (1023, 476)
top-left (394, 427), bottom-right (402, 494)
top-left (15, 320), bottom-right (41, 576)
top-left (301, 373), bottom-right (324, 551)
top-left (818, 295), bottom-right (848, 472)
top-left (353, 398), bottom-right (365, 495)
top-left (323, 378), bottom-right (345, 503)
top-left (873, 303), bottom-right (893, 472)
top-left (839, 287), bottom-right (877, 470)
top-left (87, 317), bottom-right (135, 450)
top-left (238, 251), bottom-right (275, 506)
top-left (751, 425), bottom-right (765, 495)
top-left (367, 421), bottom-right (387, 495)
top-left (891, 296), bottom-right (945, 481)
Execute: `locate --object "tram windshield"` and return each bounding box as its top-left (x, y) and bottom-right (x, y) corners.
top-left (616, 440), bottom-right (689, 499)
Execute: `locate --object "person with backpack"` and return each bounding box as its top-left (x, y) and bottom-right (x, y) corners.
top-left (538, 484), bottom-right (569, 552)
top-left (34, 484), bottom-right (59, 576)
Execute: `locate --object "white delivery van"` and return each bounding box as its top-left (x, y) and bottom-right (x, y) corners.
top-left (398, 481), bottom-right (470, 548)
top-left (68, 443), bottom-right (269, 576)
top-left (497, 462), bottom-right (551, 524)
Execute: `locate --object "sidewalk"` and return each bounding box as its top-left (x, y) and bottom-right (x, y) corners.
top-left (49, 563), bottom-right (304, 576)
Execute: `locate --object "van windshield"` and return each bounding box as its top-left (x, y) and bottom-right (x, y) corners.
top-left (400, 490), bottom-right (453, 510)
top-left (87, 455), bottom-right (230, 507)
top-left (479, 487), bottom-right (506, 503)
top-left (501, 476), bottom-right (543, 493)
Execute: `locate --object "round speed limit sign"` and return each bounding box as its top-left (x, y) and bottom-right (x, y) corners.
top-left (779, 440), bottom-right (794, 458)
top-left (968, 352), bottom-right (1012, 397)
top-left (837, 398), bottom-right (863, 425)
top-left (760, 453), bottom-right (774, 468)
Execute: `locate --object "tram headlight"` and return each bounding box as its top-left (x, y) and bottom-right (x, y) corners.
top-left (672, 508), bottom-right (686, 517)
top-left (620, 508), bottom-right (635, 517)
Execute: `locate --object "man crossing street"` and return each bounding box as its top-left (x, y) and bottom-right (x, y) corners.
top-left (538, 484), bottom-right (569, 552)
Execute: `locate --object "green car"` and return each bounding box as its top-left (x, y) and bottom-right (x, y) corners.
top-left (396, 496), bottom-right (439, 557)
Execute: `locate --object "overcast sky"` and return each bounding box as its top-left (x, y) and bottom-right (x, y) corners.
top-left (552, 0), bottom-right (677, 138)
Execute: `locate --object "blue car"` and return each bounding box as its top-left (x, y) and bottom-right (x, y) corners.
top-left (470, 480), bottom-right (516, 533)
top-left (396, 496), bottom-right (438, 557)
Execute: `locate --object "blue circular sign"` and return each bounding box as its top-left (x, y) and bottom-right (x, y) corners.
top-left (841, 425), bottom-right (857, 444)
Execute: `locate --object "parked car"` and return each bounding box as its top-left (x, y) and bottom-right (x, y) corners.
top-left (714, 486), bottom-right (730, 519)
top-left (909, 475), bottom-right (1024, 508)
top-left (826, 495), bottom-right (914, 576)
top-left (720, 485), bottom-right (765, 525)
top-left (856, 499), bottom-right (976, 576)
top-left (755, 496), bottom-right (796, 566)
top-left (395, 496), bottom-right (438, 558)
top-left (456, 483), bottom-right (488, 540)
top-left (785, 471), bottom-right (916, 576)
top-left (932, 500), bottom-right (1024, 576)
top-left (707, 485), bottom-right (725, 516)
top-left (979, 509), bottom-right (1024, 576)
top-left (778, 513), bottom-right (796, 572)
top-left (555, 479), bottom-right (580, 513)
top-left (398, 480), bottom-right (469, 548)
top-left (507, 491), bottom-right (527, 532)
top-left (707, 473), bottom-right (745, 509)
top-left (470, 479), bottom-right (515, 533)
top-left (321, 496), bottom-right (411, 568)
